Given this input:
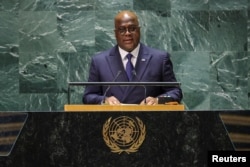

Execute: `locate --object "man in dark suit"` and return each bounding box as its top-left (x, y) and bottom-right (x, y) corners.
top-left (83, 10), bottom-right (182, 105)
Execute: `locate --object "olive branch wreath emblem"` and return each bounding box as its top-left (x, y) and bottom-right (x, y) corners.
top-left (102, 116), bottom-right (146, 154)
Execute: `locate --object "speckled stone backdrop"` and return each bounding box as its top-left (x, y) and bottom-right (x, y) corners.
top-left (0, 0), bottom-right (249, 111)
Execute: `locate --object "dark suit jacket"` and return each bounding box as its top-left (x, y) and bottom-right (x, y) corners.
top-left (83, 43), bottom-right (182, 104)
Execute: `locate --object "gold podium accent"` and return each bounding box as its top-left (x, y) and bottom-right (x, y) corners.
top-left (102, 116), bottom-right (146, 154)
top-left (64, 104), bottom-right (185, 112)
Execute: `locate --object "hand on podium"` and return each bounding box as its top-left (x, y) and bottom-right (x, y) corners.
top-left (104, 96), bottom-right (121, 105)
top-left (140, 97), bottom-right (157, 105)
top-left (104, 96), bottom-right (158, 105)
top-left (104, 96), bottom-right (179, 105)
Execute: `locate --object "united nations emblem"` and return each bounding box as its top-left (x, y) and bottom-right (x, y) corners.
top-left (102, 116), bottom-right (146, 154)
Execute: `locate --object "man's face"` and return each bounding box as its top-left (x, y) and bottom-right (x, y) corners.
top-left (114, 13), bottom-right (140, 52)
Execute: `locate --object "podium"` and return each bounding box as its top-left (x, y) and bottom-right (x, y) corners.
top-left (0, 106), bottom-right (235, 167)
top-left (64, 104), bottom-right (185, 112)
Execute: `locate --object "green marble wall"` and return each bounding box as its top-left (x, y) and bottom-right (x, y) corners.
top-left (0, 0), bottom-right (249, 111)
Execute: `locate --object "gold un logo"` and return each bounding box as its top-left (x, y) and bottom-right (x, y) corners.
top-left (102, 116), bottom-right (146, 154)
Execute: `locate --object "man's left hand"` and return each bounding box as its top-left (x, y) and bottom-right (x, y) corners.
top-left (140, 97), bottom-right (157, 105)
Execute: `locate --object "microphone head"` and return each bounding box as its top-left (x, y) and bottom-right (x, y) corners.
top-left (132, 70), bottom-right (136, 76)
top-left (117, 70), bottom-right (122, 76)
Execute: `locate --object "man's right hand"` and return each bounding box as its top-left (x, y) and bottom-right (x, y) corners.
top-left (105, 96), bottom-right (121, 105)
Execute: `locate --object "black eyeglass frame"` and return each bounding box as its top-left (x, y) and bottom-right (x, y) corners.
top-left (114, 26), bottom-right (140, 35)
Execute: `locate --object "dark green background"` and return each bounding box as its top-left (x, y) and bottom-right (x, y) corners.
top-left (0, 0), bottom-right (249, 111)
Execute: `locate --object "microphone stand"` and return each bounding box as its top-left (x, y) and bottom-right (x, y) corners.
top-left (67, 82), bottom-right (181, 104)
top-left (132, 70), bottom-right (147, 104)
top-left (101, 71), bottom-right (122, 104)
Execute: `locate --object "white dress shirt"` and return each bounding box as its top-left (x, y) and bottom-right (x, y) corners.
top-left (118, 44), bottom-right (140, 69)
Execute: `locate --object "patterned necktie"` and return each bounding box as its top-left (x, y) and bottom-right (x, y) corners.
top-left (126, 53), bottom-right (134, 81)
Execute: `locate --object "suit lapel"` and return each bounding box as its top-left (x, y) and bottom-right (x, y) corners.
top-left (134, 45), bottom-right (152, 81)
top-left (105, 46), bottom-right (128, 93)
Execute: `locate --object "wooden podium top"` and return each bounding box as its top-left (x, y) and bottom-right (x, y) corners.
top-left (64, 104), bottom-right (185, 112)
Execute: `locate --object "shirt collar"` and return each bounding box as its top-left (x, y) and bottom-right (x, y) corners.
top-left (118, 44), bottom-right (140, 60)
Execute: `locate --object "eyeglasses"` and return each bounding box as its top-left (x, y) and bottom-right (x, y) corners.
top-left (115, 26), bottom-right (140, 35)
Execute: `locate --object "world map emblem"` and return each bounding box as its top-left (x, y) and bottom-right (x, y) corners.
top-left (102, 116), bottom-right (146, 154)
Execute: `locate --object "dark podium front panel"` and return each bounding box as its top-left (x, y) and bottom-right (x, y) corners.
top-left (0, 112), bottom-right (233, 167)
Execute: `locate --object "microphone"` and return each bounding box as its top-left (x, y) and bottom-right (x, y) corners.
top-left (132, 70), bottom-right (147, 104)
top-left (101, 70), bottom-right (122, 104)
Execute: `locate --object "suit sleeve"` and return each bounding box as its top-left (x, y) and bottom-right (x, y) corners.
top-left (82, 57), bottom-right (104, 104)
top-left (161, 53), bottom-right (183, 102)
